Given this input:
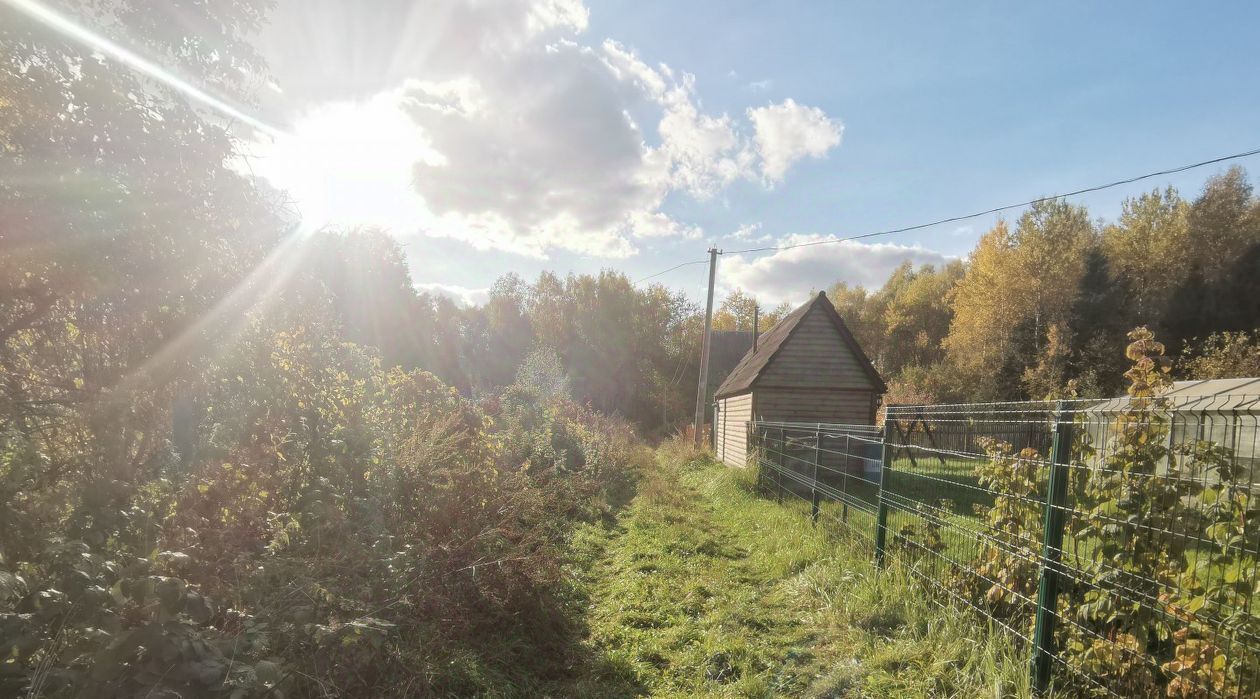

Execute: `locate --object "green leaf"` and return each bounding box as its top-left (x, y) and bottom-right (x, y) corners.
top-left (255, 659), bottom-right (282, 685)
top-left (156, 577), bottom-right (185, 613)
top-left (185, 592), bottom-right (214, 624)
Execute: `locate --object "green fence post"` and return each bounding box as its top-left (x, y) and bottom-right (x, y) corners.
top-left (874, 414), bottom-right (894, 569)
top-left (1031, 402), bottom-right (1074, 694)
top-left (758, 423), bottom-right (769, 494)
top-left (841, 432), bottom-right (850, 523)
top-left (811, 425), bottom-right (821, 524)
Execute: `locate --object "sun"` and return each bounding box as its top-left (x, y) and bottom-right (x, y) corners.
top-left (246, 91), bottom-right (442, 233)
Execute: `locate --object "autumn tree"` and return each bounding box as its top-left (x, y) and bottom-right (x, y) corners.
top-left (1180, 332), bottom-right (1260, 380)
top-left (1100, 187), bottom-right (1190, 321)
top-left (945, 201), bottom-right (1094, 398)
top-left (516, 270), bottom-right (699, 434)
top-left (827, 281), bottom-right (881, 362)
top-left (1, 0), bottom-right (285, 542)
top-left (1063, 246), bottom-right (1133, 397)
top-left (463, 273), bottom-right (535, 393)
top-left (711, 289), bottom-right (758, 331)
top-left (1162, 168), bottom-right (1260, 352)
top-left (881, 261), bottom-right (964, 376)
top-left (1184, 167), bottom-right (1259, 284)
top-left (711, 289), bottom-right (786, 332)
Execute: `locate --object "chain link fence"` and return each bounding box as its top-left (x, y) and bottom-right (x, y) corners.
top-left (751, 395), bottom-right (1260, 697)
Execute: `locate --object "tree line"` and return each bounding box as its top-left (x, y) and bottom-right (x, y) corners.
top-left (826, 170), bottom-right (1260, 403)
top-left (369, 166), bottom-right (1260, 425)
top-left (301, 166), bottom-right (1260, 440)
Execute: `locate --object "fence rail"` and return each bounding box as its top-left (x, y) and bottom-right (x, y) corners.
top-left (751, 395), bottom-right (1260, 698)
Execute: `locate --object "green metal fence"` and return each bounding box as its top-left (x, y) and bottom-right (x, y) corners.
top-left (752, 396), bottom-right (1260, 697)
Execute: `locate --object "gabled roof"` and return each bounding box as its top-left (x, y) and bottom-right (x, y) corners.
top-left (714, 291), bottom-right (886, 398)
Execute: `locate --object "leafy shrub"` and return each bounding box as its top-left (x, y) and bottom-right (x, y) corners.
top-left (1, 320), bottom-right (647, 696)
top-left (1181, 331), bottom-right (1260, 380)
top-left (947, 327), bottom-right (1260, 697)
top-left (952, 438), bottom-right (1046, 623)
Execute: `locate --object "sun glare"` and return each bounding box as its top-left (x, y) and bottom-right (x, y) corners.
top-left (249, 93), bottom-right (440, 233)
top-left (4, 0), bottom-right (283, 137)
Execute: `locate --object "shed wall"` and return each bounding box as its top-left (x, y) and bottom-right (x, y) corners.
top-left (753, 388), bottom-right (876, 425)
top-left (716, 392), bottom-right (753, 467)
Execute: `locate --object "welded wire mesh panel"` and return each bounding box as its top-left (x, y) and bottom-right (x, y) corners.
top-left (751, 421), bottom-right (883, 548)
top-left (881, 402), bottom-right (1056, 661)
top-left (1054, 395), bottom-right (1260, 698)
top-left (882, 397), bottom-right (1260, 698)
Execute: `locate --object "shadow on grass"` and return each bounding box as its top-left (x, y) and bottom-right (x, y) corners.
top-left (404, 475), bottom-right (650, 698)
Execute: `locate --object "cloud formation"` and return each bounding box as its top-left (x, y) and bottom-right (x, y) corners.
top-left (721, 235), bottom-right (955, 306)
top-left (748, 99), bottom-right (843, 183)
top-left (728, 222), bottom-right (767, 241)
top-left (253, 0), bottom-right (844, 259)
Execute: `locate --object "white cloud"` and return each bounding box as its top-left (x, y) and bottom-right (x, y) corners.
top-left (725, 222), bottom-right (773, 244)
top-left (748, 98), bottom-right (843, 183)
top-left (629, 210), bottom-right (703, 239)
top-left (253, 0), bottom-right (843, 259)
top-left (406, 40), bottom-right (665, 257)
top-left (598, 40), bottom-right (754, 200)
top-left (730, 222), bottom-right (763, 239)
top-left (721, 235), bottom-right (954, 305)
top-left (415, 282), bottom-right (490, 307)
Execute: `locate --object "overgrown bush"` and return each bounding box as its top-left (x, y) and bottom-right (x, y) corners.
top-left (0, 321), bottom-right (648, 697)
top-left (953, 439), bottom-right (1046, 622)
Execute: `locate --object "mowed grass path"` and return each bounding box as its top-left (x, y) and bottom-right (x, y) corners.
top-left (560, 443), bottom-right (1031, 698)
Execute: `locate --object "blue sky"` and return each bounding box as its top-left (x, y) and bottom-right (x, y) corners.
top-left (241, 0), bottom-right (1260, 306)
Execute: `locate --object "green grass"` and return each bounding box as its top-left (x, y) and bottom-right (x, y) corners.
top-left (559, 442), bottom-right (1032, 698)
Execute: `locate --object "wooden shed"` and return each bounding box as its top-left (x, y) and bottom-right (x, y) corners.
top-left (712, 291), bottom-right (885, 468)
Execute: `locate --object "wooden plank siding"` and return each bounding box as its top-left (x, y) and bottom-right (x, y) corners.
top-left (716, 391), bottom-right (753, 467)
top-left (756, 306), bottom-right (873, 389)
top-left (753, 387), bottom-right (876, 425)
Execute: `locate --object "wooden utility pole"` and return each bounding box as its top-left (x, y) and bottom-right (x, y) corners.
top-left (693, 247), bottom-right (720, 447)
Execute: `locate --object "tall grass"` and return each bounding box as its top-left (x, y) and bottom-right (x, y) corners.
top-left (564, 438), bottom-right (1031, 697)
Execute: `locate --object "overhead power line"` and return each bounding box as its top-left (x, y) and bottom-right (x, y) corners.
top-left (634, 258), bottom-right (710, 285)
top-left (633, 144), bottom-right (1260, 288)
top-left (721, 145), bottom-right (1260, 256)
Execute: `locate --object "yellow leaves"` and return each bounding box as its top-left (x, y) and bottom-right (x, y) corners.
top-left (1102, 188), bottom-right (1191, 317)
top-left (946, 211), bottom-right (1091, 387)
top-left (1123, 326), bottom-right (1174, 400)
top-left (1163, 637), bottom-right (1233, 698)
